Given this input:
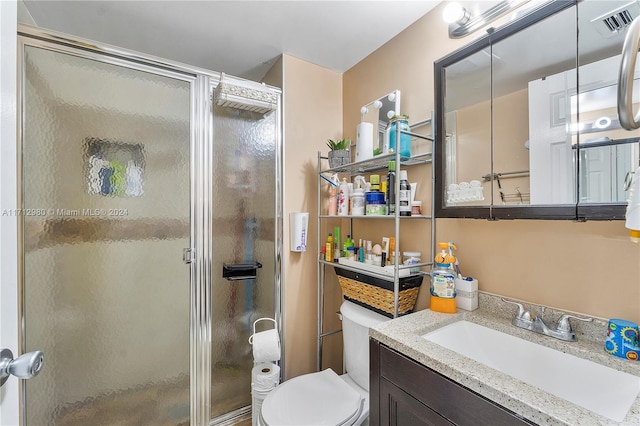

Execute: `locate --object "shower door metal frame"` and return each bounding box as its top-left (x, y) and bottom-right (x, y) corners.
top-left (14, 24), bottom-right (283, 426)
top-left (206, 79), bottom-right (285, 426)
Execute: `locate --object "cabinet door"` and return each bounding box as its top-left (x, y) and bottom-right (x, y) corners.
top-left (380, 378), bottom-right (453, 426)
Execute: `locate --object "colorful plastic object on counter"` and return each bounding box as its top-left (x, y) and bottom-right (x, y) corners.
top-left (430, 242), bottom-right (458, 314)
top-left (605, 318), bottom-right (639, 361)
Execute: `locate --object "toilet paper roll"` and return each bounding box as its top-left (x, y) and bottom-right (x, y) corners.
top-left (356, 122), bottom-right (374, 162)
top-left (251, 362), bottom-right (280, 392)
top-left (251, 328), bottom-right (281, 363)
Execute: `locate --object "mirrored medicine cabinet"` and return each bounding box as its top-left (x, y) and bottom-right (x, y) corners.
top-left (434, 0), bottom-right (640, 220)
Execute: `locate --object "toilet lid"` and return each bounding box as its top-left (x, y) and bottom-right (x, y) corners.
top-left (261, 368), bottom-right (363, 426)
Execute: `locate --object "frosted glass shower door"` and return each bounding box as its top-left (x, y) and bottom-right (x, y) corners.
top-left (21, 45), bottom-right (192, 425)
top-left (210, 104), bottom-right (278, 420)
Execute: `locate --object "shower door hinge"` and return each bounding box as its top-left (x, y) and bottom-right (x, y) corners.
top-left (183, 248), bottom-right (195, 264)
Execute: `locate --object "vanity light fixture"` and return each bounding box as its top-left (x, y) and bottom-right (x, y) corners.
top-left (360, 93), bottom-right (397, 119)
top-left (443, 0), bottom-right (531, 39)
top-left (442, 2), bottom-right (471, 25)
top-left (360, 100), bottom-right (383, 118)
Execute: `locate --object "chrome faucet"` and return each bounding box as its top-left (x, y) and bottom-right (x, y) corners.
top-left (501, 298), bottom-right (593, 342)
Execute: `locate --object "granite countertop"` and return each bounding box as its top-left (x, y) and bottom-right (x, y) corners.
top-left (369, 293), bottom-right (640, 426)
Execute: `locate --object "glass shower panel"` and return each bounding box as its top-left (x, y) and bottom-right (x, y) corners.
top-left (210, 105), bottom-right (276, 419)
top-left (22, 46), bottom-right (191, 425)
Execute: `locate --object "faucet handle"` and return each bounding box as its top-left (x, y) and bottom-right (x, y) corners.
top-left (501, 298), bottom-right (529, 319)
top-left (556, 314), bottom-right (593, 333)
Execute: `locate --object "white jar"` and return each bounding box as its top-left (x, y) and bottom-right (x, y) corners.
top-left (351, 187), bottom-right (365, 216)
top-left (402, 251), bottom-right (421, 274)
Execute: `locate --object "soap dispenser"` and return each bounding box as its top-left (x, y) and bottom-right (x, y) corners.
top-left (430, 242), bottom-right (457, 313)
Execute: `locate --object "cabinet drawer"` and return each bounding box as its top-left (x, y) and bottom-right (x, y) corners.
top-left (379, 345), bottom-right (533, 425)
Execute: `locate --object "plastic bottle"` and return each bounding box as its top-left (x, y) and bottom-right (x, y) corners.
top-left (430, 242), bottom-right (457, 299)
top-left (399, 170), bottom-right (411, 216)
top-left (351, 180), bottom-right (365, 216)
top-left (333, 226), bottom-right (341, 262)
top-left (347, 247), bottom-right (356, 261)
top-left (388, 237), bottom-right (396, 266)
top-left (387, 160), bottom-right (396, 215)
top-left (365, 240), bottom-right (373, 264)
top-left (343, 235), bottom-right (354, 257)
top-left (327, 174), bottom-right (338, 216)
top-left (350, 187), bottom-right (365, 215)
top-left (338, 178), bottom-right (350, 216)
top-left (328, 186), bottom-right (337, 215)
top-left (325, 233), bottom-right (333, 263)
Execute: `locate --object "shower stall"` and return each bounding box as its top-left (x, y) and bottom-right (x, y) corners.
top-left (16, 26), bottom-right (282, 426)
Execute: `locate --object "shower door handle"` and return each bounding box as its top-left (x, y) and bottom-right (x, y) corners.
top-left (618, 16), bottom-right (640, 130)
top-left (0, 348), bottom-right (44, 387)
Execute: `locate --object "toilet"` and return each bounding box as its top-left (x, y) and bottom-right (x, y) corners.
top-left (259, 300), bottom-right (388, 426)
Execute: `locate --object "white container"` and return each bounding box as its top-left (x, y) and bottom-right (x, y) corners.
top-left (455, 277), bottom-right (478, 311)
top-left (402, 251), bottom-right (421, 274)
top-left (289, 212), bottom-right (308, 252)
top-left (351, 187), bottom-right (365, 215)
top-left (355, 122), bottom-right (374, 162)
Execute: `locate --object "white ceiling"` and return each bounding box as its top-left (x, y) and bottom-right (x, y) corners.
top-left (22, 1), bottom-right (441, 82)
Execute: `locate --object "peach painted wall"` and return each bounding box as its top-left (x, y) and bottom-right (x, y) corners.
top-left (343, 2), bottom-right (640, 322)
top-left (273, 55), bottom-right (345, 379)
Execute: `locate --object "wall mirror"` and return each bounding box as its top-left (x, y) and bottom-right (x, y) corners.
top-left (360, 90), bottom-right (401, 156)
top-left (435, 0), bottom-right (640, 220)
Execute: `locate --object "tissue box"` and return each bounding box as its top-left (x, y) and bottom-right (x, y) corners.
top-left (455, 278), bottom-right (478, 311)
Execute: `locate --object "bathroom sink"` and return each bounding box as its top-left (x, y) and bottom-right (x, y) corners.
top-left (423, 321), bottom-right (640, 422)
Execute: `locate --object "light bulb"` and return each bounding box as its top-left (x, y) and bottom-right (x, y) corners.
top-left (387, 110), bottom-right (395, 120)
top-left (593, 116), bottom-right (611, 129)
top-left (373, 100), bottom-right (382, 109)
top-left (443, 2), bottom-right (470, 25)
top-left (360, 106), bottom-right (368, 116)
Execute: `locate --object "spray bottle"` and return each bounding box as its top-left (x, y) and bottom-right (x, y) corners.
top-left (351, 176), bottom-right (366, 216)
top-left (430, 242), bottom-right (457, 313)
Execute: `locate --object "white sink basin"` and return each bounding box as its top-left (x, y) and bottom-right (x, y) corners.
top-left (423, 321), bottom-right (640, 422)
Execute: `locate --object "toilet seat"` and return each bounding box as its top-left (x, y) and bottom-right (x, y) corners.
top-left (260, 368), bottom-right (363, 426)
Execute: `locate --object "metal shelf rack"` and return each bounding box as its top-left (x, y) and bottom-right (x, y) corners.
top-left (316, 114), bottom-right (436, 371)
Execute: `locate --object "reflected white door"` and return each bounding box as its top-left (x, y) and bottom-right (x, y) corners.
top-left (0, 0), bottom-right (20, 424)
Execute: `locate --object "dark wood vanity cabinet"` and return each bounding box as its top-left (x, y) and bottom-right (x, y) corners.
top-left (369, 338), bottom-right (534, 426)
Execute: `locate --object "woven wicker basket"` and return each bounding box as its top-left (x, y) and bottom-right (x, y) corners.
top-left (335, 268), bottom-right (423, 318)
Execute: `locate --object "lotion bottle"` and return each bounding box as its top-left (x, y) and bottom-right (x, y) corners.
top-left (338, 178), bottom-right (350, 216)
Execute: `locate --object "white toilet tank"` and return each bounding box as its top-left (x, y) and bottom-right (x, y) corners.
top-left (340, 300), bottom-right (389, 391)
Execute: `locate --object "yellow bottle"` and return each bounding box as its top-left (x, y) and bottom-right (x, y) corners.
top-left (326, 233), bottom-right (333, 263)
